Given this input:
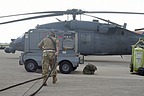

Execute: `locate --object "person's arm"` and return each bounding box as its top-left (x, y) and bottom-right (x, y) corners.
top-left (55, 39), bottom-right (60, 55)
top-left (38, 40), bottom-right (43, 49)
top-left (55, 46), bottom-right (59, 55)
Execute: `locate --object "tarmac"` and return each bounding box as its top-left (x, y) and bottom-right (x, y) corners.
top-left (0, 50), bottom-right (144, 96)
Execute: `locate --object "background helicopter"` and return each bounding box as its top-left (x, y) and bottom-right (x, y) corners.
top-left (1, 9), bottom-right (144, 55)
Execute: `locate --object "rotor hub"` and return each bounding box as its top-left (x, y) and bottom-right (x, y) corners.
top-left (66, 9), bottom-right (84, 20)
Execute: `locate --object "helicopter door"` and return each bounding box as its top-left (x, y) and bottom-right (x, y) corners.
top-left (78, 32), bottom-right (94, 54)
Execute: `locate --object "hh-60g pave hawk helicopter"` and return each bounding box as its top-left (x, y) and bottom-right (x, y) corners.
top-left (2, 9), bottom-right (144, 56)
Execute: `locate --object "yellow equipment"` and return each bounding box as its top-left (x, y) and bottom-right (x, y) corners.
top-left (130, 38), bottom-right (144, 75)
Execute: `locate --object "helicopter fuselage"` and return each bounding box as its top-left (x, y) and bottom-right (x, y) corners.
top-left (4, 20), bottom-right (143, 55)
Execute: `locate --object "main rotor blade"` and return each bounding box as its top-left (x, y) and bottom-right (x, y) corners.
top-left (135, 28), bottom-right (144, 31)
top-left (0, 13), bottom-right (63, 25)
top-left (1, 9), bottom-right (144, 19)
top-left (0, 11), bottom-right (65, 18)
top-left (1, 9), bottom-right (144, 25)
top-left (84, 11), bottom-right (144, 15)
top-left (1, 9), bottom-right (144, 20)
top-left (84, 14), bottom-right (122, 27)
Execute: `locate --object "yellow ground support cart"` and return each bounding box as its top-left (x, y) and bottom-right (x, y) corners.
top-left (130, 38), bottom-right (144, 75)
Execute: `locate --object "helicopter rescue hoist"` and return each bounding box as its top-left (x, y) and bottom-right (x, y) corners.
top-left (130, 38), bottom-right (144, 75)
top-left (19, 29), bottom-right (84, 74)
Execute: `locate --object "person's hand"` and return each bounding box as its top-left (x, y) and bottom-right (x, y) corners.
top-left (55, 52), bottom-right (59, 55)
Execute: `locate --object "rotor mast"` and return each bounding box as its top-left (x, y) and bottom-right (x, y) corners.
top-left (66, 9), bottom-right (84, 20)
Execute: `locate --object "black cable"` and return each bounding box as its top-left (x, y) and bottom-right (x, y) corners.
top-left (21, 79), bottom-right (40, 96)
top-left (21, 52), bottom-right (33, 64)
top-left (0, 36), bottom-right (58, 95)
top-left (0, 76), bottom-right (44, 92)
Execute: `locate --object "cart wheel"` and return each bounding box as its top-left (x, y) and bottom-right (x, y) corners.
top-left (73, 67), bottom-right (78, 71)
top-left (59, 61), bottom-right (73, 74)
top-left (25, 60), bottom-right (38, 72)
top-left (130, 63), bottom-right (133, 73)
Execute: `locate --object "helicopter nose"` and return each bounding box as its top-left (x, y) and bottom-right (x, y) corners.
top-left (4, 47), bottom-right (15, 53)
top-left (4, 47), bottom-right (10, 53)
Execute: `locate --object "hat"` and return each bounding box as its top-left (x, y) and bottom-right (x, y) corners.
top-left (48, 32), bottom-right (55, 37)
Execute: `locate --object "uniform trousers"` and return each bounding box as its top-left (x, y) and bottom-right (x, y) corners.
top-left (42, 50), bottom-right (58, 82)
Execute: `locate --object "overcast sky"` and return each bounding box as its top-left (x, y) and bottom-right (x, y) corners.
top-left (0, 0), bottom-right (144, 43)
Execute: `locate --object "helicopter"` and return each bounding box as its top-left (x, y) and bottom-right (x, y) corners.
top-left (2, 9), bottom-right (144, 56)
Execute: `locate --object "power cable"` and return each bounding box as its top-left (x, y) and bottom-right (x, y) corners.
top-left (0, 76), bottom-right (44, 92)
top-left (21, 79), bottom-right (40, 96)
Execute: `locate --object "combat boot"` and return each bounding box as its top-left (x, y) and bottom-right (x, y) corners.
top-left (43, 76), bottom-right (48, 86)
top-left (52, 75), bottom-right (57, 84)
top-left (43, 83), bottom-right (47, 86)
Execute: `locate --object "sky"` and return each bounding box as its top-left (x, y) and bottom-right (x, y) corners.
top-left (0, 0), bottom-right (144, 43)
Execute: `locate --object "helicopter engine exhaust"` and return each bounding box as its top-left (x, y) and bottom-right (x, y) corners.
top-left (65, 20), bottom-right (111, 33)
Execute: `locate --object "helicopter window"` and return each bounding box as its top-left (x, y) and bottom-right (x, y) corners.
top-left (116, 30), bottom-right (125, 36)
top-left (63, 35), bottom-right (74, 49)
top-left (80, 34), bottom-right (91, 45)
top-left (30, 31), bottom-right (33, 33)
top-left (121, 31), bottom-right (124, 35)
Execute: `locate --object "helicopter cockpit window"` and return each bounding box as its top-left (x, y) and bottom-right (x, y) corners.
top-left (121, 31), bottom-right (124, 35)
top-left (116, 30), bottom-right (125, 36)
top-left (63, 35), bottom-right (74, 49)
top-left (80, 34), bottom-right (91, 45)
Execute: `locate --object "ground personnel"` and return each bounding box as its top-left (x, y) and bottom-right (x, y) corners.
top-left (38, 31), bottom-right (60, 86)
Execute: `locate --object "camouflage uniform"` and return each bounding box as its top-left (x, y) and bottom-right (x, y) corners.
top-left (38, 32), bottom-right (59, 85)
